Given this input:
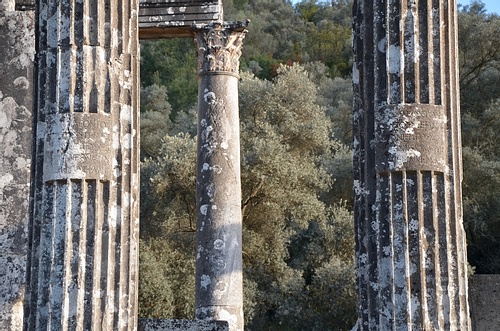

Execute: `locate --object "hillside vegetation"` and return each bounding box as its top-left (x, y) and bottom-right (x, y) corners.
top-left (138, 1), bottom-right (500, 329)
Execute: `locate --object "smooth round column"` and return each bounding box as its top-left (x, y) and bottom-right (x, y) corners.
top-left (193, 22), bottom-right (247, 331)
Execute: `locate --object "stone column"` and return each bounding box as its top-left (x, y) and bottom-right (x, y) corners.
top-left (352, 0), bottom-right (470, 330)
top-left (24, 0), bottom-right (140, 330)
top-left (0, 1), bottom-right (35, 330)
top-left (193, 22), bottom-right (247, 331)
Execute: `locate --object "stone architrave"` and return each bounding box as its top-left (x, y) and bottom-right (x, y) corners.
top-left (352, 0), bottom-right (470, 329)
top-left (0, 1), bottom-right (35, 330)
top-left (24, 0), bottom-right (140, 329)
top-left (193, 21), bottom-right (247, 331)
top-left (138, 0), bottom-right (223, 39)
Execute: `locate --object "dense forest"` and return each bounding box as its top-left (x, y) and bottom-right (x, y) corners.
top-left (138, 0), bottom-right (500, 329)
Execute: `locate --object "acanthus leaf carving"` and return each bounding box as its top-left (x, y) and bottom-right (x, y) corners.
top-left (194, 21), bottom-right (248, 76)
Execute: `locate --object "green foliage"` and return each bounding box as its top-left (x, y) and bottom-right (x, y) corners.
top-left (304, 20), bottom-right (352, 77)
top-left (462, 147), bottom-right (500, 274)
top-left (296, 1), bottom-right (320, 22)
top-left (137, 1), bottom-right (500, 329)
top-left (237, 65), bottom-right (355, 329)
top-left (461, 99), bottom-right (500, 159)
top-left (140, 134), bottom-right (197, 238)
top-left (140, 84), bottom-right (172, 158)
top-left (140, 39), bottom-right (198, 113)
top-left (138, 239), bottom-right (175, 317)
top-left (138, 64), bottom-right (356, 328)
top-left (139, 238), bottom-right (195, 318)
top-left (458, 3), bottom-right (500, 273)
top-left (139, 134), bottom-right (198, 318)
top-left (140, 84), bottom-right (197, 158)
top-left (459, 2), bottom-right (500, 116)
top-left (224, 0), bottom-right (354, 79)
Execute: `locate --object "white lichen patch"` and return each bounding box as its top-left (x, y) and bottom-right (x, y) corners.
top-left (122, 133), bottom-right (132, 149)
top-left (15, 157), bottom-right (28, 170)
top-left (378, 37), bottom-right (387, 53)
top-left (197, 245), bottom-right (204, 259)
top-left (112, 125), bottom-right (120, 149)
top-left (213, 239), bottom-right (225, 251)
top-left (404, 121), bottom-right (419, 134)
top-left (408, 218), bottom-right (418, 232)
top-left (352, 63), bottom-right (360, 85)
top-left (200, 204), bottom-right (209, 216)
top-left (213, 280), bottom-right (228, 299)
top-left (211, 165), bottom-right (222, 174)
top-left (218, 309), bottom-right (239, 330)
top-left (354, 179), bottom-right (370, 197)
top-left (13, 76), bottom-right (29, 90)
top-left (200, 274), bottom-right (211, 290)
top-left (205, 183), bottom-right (215, 198)
top-left (388, 45), bottom-right (401, 74)
top-left (120, 105), bottom-right (132, 122)
top-left (382, 245), bottom-right (392, 257)
top-left (204, 90), bottom-right (215, 103)
top-left (353, 137), bottom-right (359, 149)
top-left (0, 173), bottom-right (14, 190)
top-left (0, 97), bottom-right (15, 128)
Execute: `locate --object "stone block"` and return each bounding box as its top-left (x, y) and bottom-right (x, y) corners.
top-left (138, 319), bottom-right (229, 331)
top-left (139, 0), bottom-right (222, 39)
top-left (469, 274), bottom-right (500, 331)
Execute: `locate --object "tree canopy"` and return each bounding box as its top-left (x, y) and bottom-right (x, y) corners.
top-left (139, 63), bottom-right (357, 329)
top-left (138, 0), bottom-right (500, 328)
top-left (458, 1), bottom-right (500, 274)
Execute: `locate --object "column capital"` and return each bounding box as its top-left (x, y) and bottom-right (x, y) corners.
top-left (193, 21), bottom-right (249, 76)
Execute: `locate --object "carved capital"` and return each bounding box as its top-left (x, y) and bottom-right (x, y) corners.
top-left (194, 21), bottom-right (248, 76)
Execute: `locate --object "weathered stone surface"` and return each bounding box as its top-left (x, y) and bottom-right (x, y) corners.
top-left (0, 3), bottom-right (34, 330)
top-left (352, 0), bottom-right (470, 329)
top-left (138, 318), bottom-right (229, 331)
top-left (14, 0), bottom-right (34, 10)
top-left (469, 274), bottom-right (500, 331)
top-left (193, 22), bottom-right (247, 331)
top-left (24, 0), bottom-right (140, 329)
top-left (139, 0), bottom-right (223, 39)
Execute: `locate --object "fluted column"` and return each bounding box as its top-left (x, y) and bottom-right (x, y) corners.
top-left (193, 22), bottom-right (247, 331)
top-left (0, 2), bottom-right (35, 330)
top-left (24, 0), bottom-right (140, 329)
top-left (352, 0), bottom-right (470, 330)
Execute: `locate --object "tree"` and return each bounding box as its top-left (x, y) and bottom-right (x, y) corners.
top-left (457, 2), bottom-right (500, 273)
top-left (140, 39), bottom-right (198, 113)
top-left (139, 134), bottom-right (198, 319)
top-left (140, 84), bottom-right (172, 158)
top-left (138, 64), bottom-right (357, 329)
top-left (458, 1), bottom-right (500, 117)
top-left (462, 147), bottom-right (500, 274)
